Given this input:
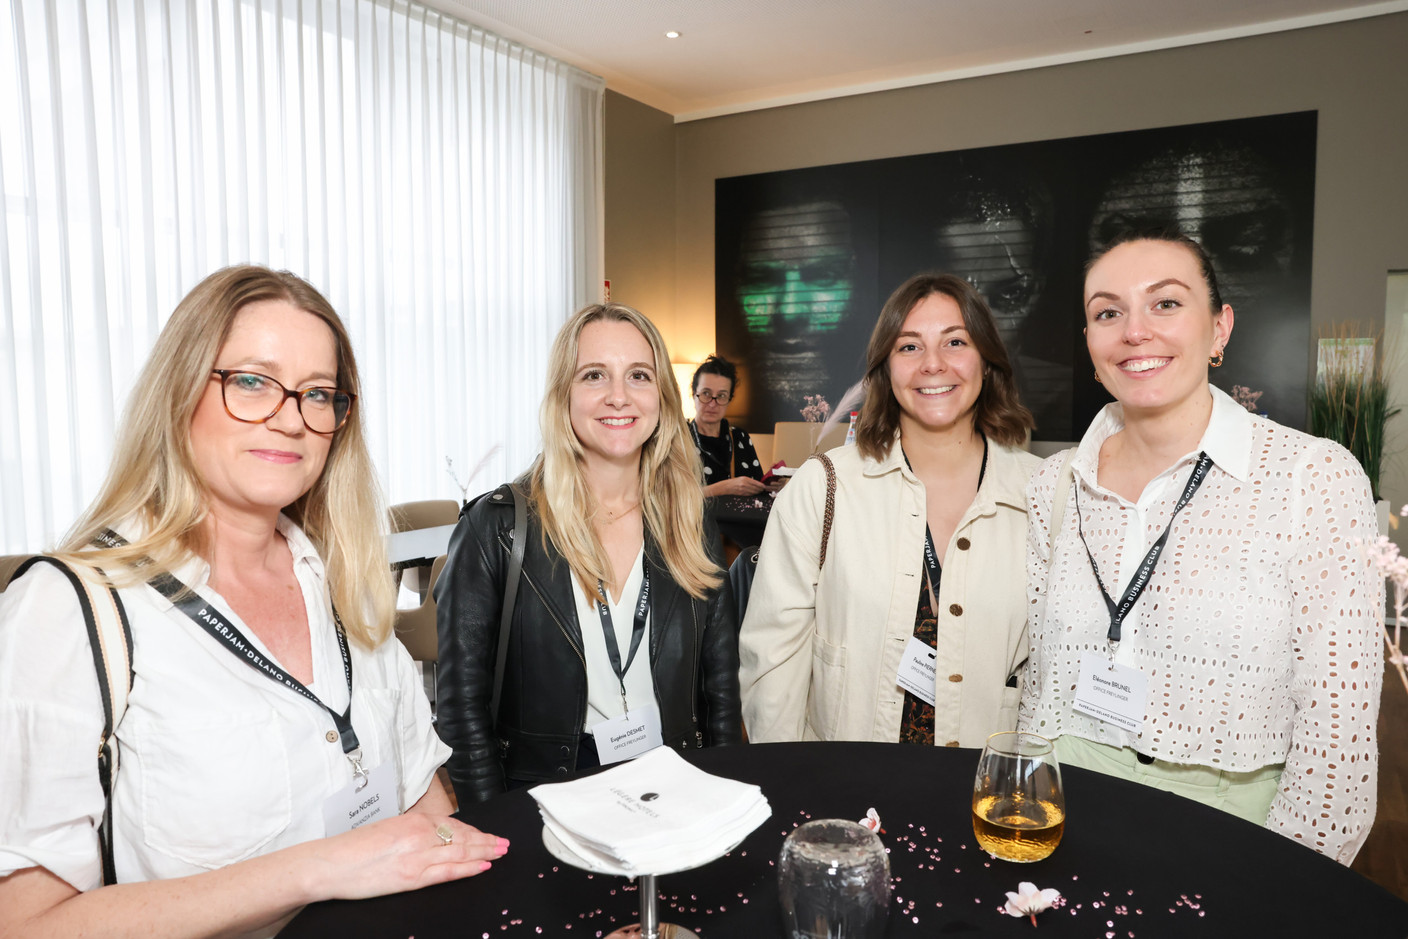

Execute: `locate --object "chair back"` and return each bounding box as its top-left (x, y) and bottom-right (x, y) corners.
top-left (388, 499), bottom-right (460, 534)
top-left (395, 554), bottom-right (447, 662)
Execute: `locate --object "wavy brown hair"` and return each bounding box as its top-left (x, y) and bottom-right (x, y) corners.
top-left (57, 266), bottom-right (393, 647)
top-left (854, 273), bottom-right (1033, 460)
top-left (530, 303), bottom-right (721, 600)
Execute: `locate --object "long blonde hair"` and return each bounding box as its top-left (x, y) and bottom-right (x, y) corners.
top-left (529, 303), bottom-right (721, 600)
top-left (56, 266), bottom-right (394, 647)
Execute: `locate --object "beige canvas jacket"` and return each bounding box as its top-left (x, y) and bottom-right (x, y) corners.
top-left (740, 437), bottom-right (1040, 747)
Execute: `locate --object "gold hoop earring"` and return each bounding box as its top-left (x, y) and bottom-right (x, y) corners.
top-left (1209, 350), bottom-right (1225, 368)
top-left (1094, 371), bottom-right (1103, 384)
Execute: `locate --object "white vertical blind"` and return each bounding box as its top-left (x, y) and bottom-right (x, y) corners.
top-left (0, 0), bottom-right (605, 553)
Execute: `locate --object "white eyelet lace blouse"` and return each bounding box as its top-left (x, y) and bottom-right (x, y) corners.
top-left (1021, 384), bottom-right (1382, 863)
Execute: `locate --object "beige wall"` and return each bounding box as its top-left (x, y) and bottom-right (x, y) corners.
top-left (603, 91), bottom-right (681, 344)
top-left (607, 13), bottom-right (1408, 394)
top-left (1384, 272), bottom-right (1408, 527)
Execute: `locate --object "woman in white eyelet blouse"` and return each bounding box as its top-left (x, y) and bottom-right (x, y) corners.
top-left (1021, 231), bottom-right (1382, 864)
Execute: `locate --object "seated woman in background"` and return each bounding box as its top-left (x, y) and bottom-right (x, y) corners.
top-left (689, 354), bottom-right (769, 497)
top-left (435, 303), bottom-right (742, 805)
top-left (1023, 229), bottom-right (1381, 863)
top-left (739, 273), bottom-right (1040, 747)
top-left (0, 267), bottom-right (503, 938)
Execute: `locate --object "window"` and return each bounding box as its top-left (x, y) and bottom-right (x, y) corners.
top-left (0, 0), bottom-right (603, 551)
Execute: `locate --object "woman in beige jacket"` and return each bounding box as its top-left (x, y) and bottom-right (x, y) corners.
top-left (739, 273), bottom-right (1040, 748)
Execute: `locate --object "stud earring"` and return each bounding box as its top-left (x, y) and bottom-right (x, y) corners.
top-left (1094, 371), bottom-right (1103, 384)
top-left (1209, 349), bottom-right (1225, 368)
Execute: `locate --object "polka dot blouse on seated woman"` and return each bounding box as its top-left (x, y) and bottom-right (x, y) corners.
top-left (687, 355), bottom-right (773, 498)
top-left (1021, 229), bottom-right (1382, 864)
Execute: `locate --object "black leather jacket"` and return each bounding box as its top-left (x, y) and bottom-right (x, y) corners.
top-left (435, 483), bottom-right (742, 805)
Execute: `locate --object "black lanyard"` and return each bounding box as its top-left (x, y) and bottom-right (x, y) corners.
top-left (595, 561), bottom-right (651, 714)
top-left (1074, 452), bottom-right (1213, 646)
top-left (921, 527), bottom-right (942, 595)
top-left (94, 528), bottom-right (361, 759)
top-left (690, 419), bottom-right (735, 479)
top-left (905, 435), bottom-right (988, 598)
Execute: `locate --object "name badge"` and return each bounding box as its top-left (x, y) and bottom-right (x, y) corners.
top-left (1073, 651), bottom-right (1148, 733)
top-left (895, 635), bottom-right (937, 707)
top-left (590, 701), bottom-right (663, 765)
top-left (322, 761), bottom-right (398, 837)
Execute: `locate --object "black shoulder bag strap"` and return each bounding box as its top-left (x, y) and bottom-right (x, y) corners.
top-left (489, 485), bottom-right (528, 723)
top-left (9, 556), bottom-right (132, 886)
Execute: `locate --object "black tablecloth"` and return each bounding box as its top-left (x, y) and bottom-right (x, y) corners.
top-left (284, 742), bottom-right (1408, 937)
top-left (708, 494), bottom-right (773, 549)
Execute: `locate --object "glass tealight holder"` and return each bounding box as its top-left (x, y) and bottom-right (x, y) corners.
top-left (777, 819), bottom-right (890, 939)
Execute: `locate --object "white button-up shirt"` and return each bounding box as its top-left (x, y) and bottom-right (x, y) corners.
top-left (1022, 385), bottom-right (1382, 862)
top-left (0, 517), bottom-right (449, 893)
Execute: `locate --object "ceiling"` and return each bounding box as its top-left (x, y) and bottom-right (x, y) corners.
top-left (423, 0), bottom-right (1406, 121)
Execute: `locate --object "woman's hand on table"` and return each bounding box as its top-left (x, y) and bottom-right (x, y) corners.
top-left (307, 813), bottom-right (509, 901)
top-left (0, 814), bottom-right (509, 939)
top-left (707, 476), bottom-right (767, 497)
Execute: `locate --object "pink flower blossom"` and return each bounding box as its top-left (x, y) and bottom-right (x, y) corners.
top-left (1004, 882), bottom-right (1063, 926)
top-left (858, 807), bottom-right (882, 832)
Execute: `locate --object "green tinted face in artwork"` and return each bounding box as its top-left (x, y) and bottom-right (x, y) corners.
top-left (739, 257), bottom-right (853, 333)
top-left (737, 201), bottom-right (854, 337)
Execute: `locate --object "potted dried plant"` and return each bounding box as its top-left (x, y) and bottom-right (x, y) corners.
top-left (1308, 327), bottom-right (1398, 504)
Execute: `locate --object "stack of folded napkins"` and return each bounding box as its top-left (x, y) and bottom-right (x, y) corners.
top-left (530, 747), bottom-right (771, 876)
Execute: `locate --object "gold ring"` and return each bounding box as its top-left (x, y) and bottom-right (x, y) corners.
top-left (435, 823), bottom-right (454, 847)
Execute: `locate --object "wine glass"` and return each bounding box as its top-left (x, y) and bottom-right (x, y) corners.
top-left (972, 731), bottom-right (1065, 862)
top-left (778, 819), bottom-right (890, 939)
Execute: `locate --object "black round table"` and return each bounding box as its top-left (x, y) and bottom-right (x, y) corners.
top-left (283, 742), bottom-right (1408, 937)
top-left (708, 493), bottom-right (773, 549)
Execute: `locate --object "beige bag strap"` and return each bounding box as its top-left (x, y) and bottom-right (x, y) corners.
top-left (814, 453), bottom-right (837, 569)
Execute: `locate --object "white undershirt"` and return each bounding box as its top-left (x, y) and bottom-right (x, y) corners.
top-left (572, 545), bottom-right (655, 732)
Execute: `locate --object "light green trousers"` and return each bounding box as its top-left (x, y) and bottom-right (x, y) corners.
top-left (1054, 735), bottom-right (1283, 826)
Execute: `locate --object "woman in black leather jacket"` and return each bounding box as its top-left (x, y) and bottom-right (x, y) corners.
top-left (435, 303), bottom-right (742, 805)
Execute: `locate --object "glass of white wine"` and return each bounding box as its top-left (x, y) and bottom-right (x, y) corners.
top-left (972, 731), bottom-right (1064, 862)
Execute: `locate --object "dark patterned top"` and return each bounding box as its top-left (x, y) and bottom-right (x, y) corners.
top-left (690, 419), bottom-right (764, 483)
top-left (896, 437), bottom-right (986, 746)
top-left (898, 580), bottom-right (938, 745)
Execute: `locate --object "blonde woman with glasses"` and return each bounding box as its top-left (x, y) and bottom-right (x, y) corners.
top-left (435, 303), bottom-right (743, 806)
top-left (0, 267), bottom-right (505, 938)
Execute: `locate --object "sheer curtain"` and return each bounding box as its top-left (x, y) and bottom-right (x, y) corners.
top-left (0, 0), bottom-right (604, 553)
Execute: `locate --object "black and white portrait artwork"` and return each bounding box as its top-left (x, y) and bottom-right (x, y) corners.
top-left (716, 112), bottom-right (1316, 439)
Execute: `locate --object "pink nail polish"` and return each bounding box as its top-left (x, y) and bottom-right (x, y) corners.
top-left (480, 860), bottom-right (492, 872)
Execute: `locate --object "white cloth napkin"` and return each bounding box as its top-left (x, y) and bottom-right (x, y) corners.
top-left (530, 747), bottom-right (771, 876)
